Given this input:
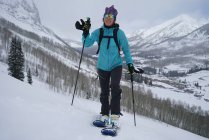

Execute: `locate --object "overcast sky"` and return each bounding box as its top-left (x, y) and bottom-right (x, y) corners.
top-left (34, 0), bottom-right (209, 41)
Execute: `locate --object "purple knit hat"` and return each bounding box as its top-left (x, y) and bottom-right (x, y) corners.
top-left (103, 5), bottom-right (118, 19)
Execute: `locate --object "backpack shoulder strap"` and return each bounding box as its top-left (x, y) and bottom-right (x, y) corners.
top-left (96, 27), bottom-right (120, 55)
top-left (113, 28), bottom-right (121, 54)
top-left (96, 28), bottom-right (104, 54)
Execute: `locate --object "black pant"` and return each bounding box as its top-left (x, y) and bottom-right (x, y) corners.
top-left (98, 66), bottom-right (122, 115)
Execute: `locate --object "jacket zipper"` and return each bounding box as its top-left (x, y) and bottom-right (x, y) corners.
top-left (108, 47), bottom-right (110, 70)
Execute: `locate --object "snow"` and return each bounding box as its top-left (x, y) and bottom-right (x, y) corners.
top-left (121, 78), bottom-right (209, 111)
top-left (141, 71), bottom-right (209, 111)
top-left (121, 69), bottom-right (209, 111)
top-left (165, 64), bottom-right (188, 72)
top-left (180, 71), bottom-right (209, 99)
top-left (0, 63), bottom-right (208, 140)
top-left (146, 85), bottom-right (207, 109)
top-left (69, 42), bottom-right (81, 48)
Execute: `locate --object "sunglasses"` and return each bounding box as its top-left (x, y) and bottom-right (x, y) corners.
top-left (104, 14), bottom-right (115, 19)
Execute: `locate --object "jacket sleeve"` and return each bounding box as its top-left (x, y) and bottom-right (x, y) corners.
top-left (118, 29), bottom-right (133, 64)
top-left (82, 29), bottom-right (99, 48)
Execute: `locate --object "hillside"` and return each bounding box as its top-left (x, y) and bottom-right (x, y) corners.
top-left (0, 62), bottom-right (208, 140)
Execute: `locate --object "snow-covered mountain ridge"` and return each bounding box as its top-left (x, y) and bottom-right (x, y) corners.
top-left (127, 15), bottom-right (209, 74)
top-left (129, 14), bottom-right (209, 48)
top-left (0, 0), bottom-right (42, 31)
top-left (0, 0), bottom-right (41, 25)
top-left (0, 0), bottom-right (68, 44)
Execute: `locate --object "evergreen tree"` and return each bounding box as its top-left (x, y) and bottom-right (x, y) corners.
top-left (149, 79), bottom-right (153, 86)
top-left (144, 77), bottom-right (148, 84)
top-left (35, 66), bottom-right (38, 76)
top-left (27, 68), bottom-right (32, 85)
top-left (8, 37), bottom-right (25, 81)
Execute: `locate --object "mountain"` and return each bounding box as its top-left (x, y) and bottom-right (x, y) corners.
top-left (129, 14), bottom-right (209, 49)
top-left (0, 0), bottom-right (98, 99)
top-left (0, 0), bottom-right (41, 25)
top-left (128, 15), bottom-right (209, 71)
top-left (0, 0), bottom-right (44, 36)
top-left (0, 62), bottom-right (208, 140)
top-left (0, 0), bottom-right (96, 68)
top-left (125, 15), bottom-right (209, 106)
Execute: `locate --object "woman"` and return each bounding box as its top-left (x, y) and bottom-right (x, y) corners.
top-left (76, 5), bottom-right (135, 127)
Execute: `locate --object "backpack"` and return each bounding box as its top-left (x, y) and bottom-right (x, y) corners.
top-left (96, 28), bottom-right (121, 54)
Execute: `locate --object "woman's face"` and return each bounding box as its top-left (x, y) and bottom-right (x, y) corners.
top-left (103, 14), bottom-right (115, 27)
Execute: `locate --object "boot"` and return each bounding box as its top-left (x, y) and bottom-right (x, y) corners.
top-left (92, 114), bottom-right (109, 128)
top-left (111, 114), bottom-right (120, 128)
top-left (100, 115), bottom-right (109, 124)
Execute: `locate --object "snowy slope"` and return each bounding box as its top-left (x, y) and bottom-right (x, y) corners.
top-left (64, 39), bottom-right (82, 49)
top-left (179, 71), bottom-right (209, 99)
top-left (0, 65), bottom-right (209, 140)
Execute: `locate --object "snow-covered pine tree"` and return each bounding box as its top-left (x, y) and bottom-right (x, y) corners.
top-left (7, 37), bottom-right (25, 81)
top-left (27, 68), bottom-right (32, 85)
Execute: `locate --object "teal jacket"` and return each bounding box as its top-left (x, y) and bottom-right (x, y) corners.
top-left (82, 24), bottom-right (133, 71)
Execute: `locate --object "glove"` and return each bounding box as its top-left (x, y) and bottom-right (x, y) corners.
top-left (134, 67), bottom-right (144, 74)
top-left (128, 63), bottom-right (134, 74)
top-left (75, 18), bottom-right (91, 38)
top-left (128, 64), bottom-right (144, 74)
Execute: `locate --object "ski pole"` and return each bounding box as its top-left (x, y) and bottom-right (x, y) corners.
top-left (71, 17), bottom-right (90, 105)
top-left (130, 74), bottom-right (136, 126)
top-left (71, 39), bottom-right (86, 106)
top-left (109, 86), bottom-right (112, 125)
